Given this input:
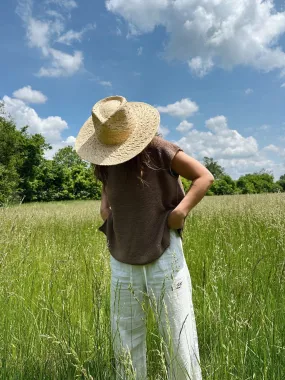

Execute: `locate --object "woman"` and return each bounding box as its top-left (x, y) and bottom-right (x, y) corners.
top-left (75, 96), bottom-right (214, 379)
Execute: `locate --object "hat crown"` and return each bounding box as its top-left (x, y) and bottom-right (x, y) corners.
top-left (92, 96), bottom-right (136, 145)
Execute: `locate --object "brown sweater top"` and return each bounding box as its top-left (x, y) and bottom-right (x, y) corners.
top-left (98, 136), bottom-right (185, 265)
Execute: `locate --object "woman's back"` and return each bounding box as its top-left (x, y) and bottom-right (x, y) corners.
top-left (98, 135), bottom-right (185, 265)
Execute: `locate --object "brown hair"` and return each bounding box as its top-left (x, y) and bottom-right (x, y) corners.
top-left (92, 132), bottom-right (163, 188)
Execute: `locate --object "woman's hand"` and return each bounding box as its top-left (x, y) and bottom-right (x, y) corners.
top-left (167, 208), bottom-right (186, 230)
top-left (100, 207), bottom-right (111, 222)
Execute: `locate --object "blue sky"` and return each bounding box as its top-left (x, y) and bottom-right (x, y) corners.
top-left (1, 0), bottom-right (285, 180)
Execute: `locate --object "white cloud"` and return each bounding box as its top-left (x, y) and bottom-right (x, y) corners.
top-left (27, 18), bottom-right (52, 50)
top-left (218, 157), bottom-right (285, 180)
top-left (3, 95), bottom-right (75, 159)
top-left (44, 135), bottom-right (76, 160)
top-left (188, 57), bottom-right (213, 77)
top-left (158, 124), bottom-right (170, 137)
top-left (263, 144), bottom-right (285, 158)
top-left (58, 30), bottom-right (84, 45)
top-left (116, 26), bottom-right (122, 36)
top-left (45, 10), bottom-right (64, 20)
top-left (88, 73), bottom-right (113, 87)
top-left (45, 138), bottom-right (76, 159)
top-left (173, 115), bottom-right (276, 178)
top-left (137, 46), bottom-right (143, 56)
top-left (16, 0), bottom-right (90, 77)
top-left (2, 95), bottom-right (75, 158)
top-left (98, 80), bottom-right (112, 87)
top-left (205, 116), bottom-right (258, 158)
top-left (178, 115), bottom-right (259, 160)
top-left (281, 83), bottom-right (285, 88)
top-left (65, 135), bottom-right (76, 144)
top-left (173, 115), bottom-right (285, 179)
top-left (106, 0), bottom-right (167, 33)
top-left (37, 49), bottom-right (83, 77)
top-left (176, 120), bottom-right (194, 133)
top-left (57, 23), bottom-right (96, 45)
top-left (46, 0), bottom-right (77, 10)
top-left (13, 86), bottom-right (47, 104)
top-left (3, 96), bottom-right (67, 143)
top-left (245, 88), bottom-right (253, 95)
top-left (106, 0), bottom-right (285, 76)
top-left (258, 124), bottom-right (270, 131)
top-left (17, 0), bottom-right (33, 23)
top-left (157, 98), bottom-right (199, 118)
top-left (263, 144), bottom-right (280, 153)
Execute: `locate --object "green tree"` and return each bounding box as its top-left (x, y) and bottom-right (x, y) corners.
top-left (211, 175), bottom-right (237, 195)
top-left (180, 177), bottom-right (192, 193)
top-left (71, 165), bottom-right (102, 200)
top-left (236, 177), bottom-right (256, 194)
top-left (31, 146), bottom-right (102, 202)
top-left (16, 127), bottom-right (51, 202)
top-left (0, 114), bottom-right (21, 205)
top-left (203, 157), bottom-right (226, 179)
top-left (53, 146), bottom-right (88, 168)
top-left (0, 104), bottom-right (51, 205)
top-left (30, 160), bottom-right (68, 202)
top-left (236, 170), bottom-right (281, 194)
top-left (0, 163), bottom-right (20, 206)
top-left (276, 174), bottom-right (285, 192)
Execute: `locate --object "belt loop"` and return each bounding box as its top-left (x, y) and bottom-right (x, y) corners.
top-left (143, 266), bottom-right (148, 294)
top-left (130, 263), bottom-right (133, 286)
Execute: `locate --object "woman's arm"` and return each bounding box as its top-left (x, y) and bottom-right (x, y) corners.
top-left (171, 151), bottom-right (214, 218)
top-left (100, 184), bottom-right (111, 221)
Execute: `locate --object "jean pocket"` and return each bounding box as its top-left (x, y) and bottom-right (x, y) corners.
top-left (110, 254), bottom-right (131, 276)
top-left (157, 231), bottom-right (185, 276)
top-left (170, 228), bottom-right (180, 236)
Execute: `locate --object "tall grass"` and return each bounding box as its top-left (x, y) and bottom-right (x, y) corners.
top-left (0, 194), bottom-right (284, 379)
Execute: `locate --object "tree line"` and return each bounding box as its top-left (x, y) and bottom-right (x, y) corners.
top-left (1, 106), bottom-right (284, 206)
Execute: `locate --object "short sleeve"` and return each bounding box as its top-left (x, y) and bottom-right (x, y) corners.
top-left (154, 136), bottom-right (184, 176)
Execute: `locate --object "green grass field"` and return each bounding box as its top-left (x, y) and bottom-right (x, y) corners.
top-left (1, 194), bottom-right (285, 379)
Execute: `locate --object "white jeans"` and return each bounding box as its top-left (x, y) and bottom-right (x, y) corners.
top-left (110, 229), bottom-right (202, 380)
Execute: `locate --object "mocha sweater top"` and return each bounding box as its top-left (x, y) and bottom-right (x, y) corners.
top-left (98, 136), bottom-right (186, 265)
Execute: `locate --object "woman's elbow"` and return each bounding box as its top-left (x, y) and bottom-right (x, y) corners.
top-left (198, 172), bottom-right (214, 183)
top-left (207, 174), bottom-right (215, 183)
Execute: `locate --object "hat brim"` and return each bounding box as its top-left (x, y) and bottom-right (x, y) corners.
top-left (75, 102), bottom-right (160, 165)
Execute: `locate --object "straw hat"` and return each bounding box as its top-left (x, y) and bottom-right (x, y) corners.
top-left (75, 95), bottom-right (160, 165)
